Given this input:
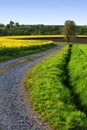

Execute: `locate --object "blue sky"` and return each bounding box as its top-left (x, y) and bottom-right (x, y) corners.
top-left (0, 0), bottom-right (87, 25)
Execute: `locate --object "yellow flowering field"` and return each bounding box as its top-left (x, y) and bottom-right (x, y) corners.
top-left (0, 36), bottom-right (56, 61)
top-left (0, 36), bottom-right (53, 48)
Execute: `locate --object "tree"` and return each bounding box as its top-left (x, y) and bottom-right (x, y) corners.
top-left (63, 20), bottom-right (77, 43)
top-left (9, 21), bottom-right (14, 28)
top-left (0, 23), bottom-right (5, 27)
top-left (15, 22), bottom-right (19, 27)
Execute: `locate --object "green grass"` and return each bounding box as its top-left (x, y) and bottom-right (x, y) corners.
top-left (77, 35), bottom-right (87, 37)
top-left (69, 44), bottom-right (87, 111)
top-left (25, 45), bottom-right (87, 130)
top-left (78, 44), bottom-right (87, 54)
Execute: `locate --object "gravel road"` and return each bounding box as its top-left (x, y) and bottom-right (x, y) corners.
top-left (0, 45), bottom-right (64, 130)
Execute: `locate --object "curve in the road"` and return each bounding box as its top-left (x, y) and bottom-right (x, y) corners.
top-left (0, 44), bottom-right (64, 130)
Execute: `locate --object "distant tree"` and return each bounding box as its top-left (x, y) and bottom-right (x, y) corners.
top-left (15, 22), bottom-right (19, 27)
top-left (0, 23), bottom-right (5, 27)
top-left (63, 20), bottom-right (77, 43)
top-left (2, 20), bottom-right (87, 36)
top-left (6, 24), bottom-right (10, 28)
top-left (9, 21), bottom-right (14, 28)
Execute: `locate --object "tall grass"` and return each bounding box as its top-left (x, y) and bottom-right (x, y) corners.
top-left (25, 45), bottom-right (87, 130)
top-left (69, 44), bottom-right (87, 112)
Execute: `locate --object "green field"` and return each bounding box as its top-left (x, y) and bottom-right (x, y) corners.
top-left (2, 34), bottom-right (87, 39)
top-left (25, 44), bottom-right (87, 130)
top-left (77, 35), bottom-right (87, 37)
top-left (0, 36), bottom-right (56, 61)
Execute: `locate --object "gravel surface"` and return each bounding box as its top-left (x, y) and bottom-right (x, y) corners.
top-left (0, 45), bottom-right (64, 130)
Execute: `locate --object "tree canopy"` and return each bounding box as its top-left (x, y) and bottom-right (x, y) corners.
top-left (63, 20), bottom-right (77, 43)
top-left (0, 20), bottom-right (87, 36)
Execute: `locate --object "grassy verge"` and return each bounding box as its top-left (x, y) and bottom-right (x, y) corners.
top-left (0, 43), bottom-right (56, 61)
top-left (25, 45), bottom-right (87, 130)
top-left (68, 44), bottom-right (87, 113)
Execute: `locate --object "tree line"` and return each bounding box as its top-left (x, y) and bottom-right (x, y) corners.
top-left (0, 21), bottom-right (87, 36)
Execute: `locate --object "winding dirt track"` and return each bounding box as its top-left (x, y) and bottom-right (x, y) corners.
top-left (0, 45), bottom-right (64, 130)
